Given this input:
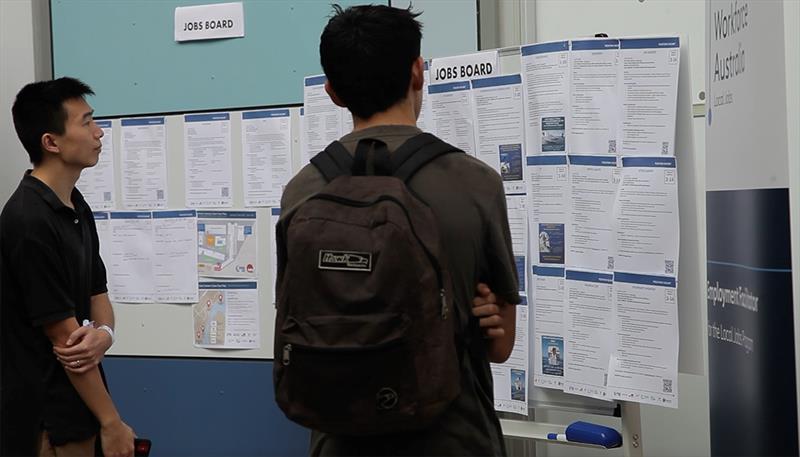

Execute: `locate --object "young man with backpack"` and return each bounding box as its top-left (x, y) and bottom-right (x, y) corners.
top-left (275, 5), bottom-right (521, 455)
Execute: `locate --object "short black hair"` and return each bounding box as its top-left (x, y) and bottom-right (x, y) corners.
top-left (11, 77), bottom-right (94, 165)
top-left (320, 4), bottom-right (422, 119)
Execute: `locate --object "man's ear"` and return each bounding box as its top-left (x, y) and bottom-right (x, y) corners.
top-left (410, 56), bottom-right (424, 91)
top-left (324, 80), bottom-right (346, 108)
top-left (41, 133), bottom-right (60, 155)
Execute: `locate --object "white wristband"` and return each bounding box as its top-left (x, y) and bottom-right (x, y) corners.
top-left (97, 324), bottom-right (115, 345)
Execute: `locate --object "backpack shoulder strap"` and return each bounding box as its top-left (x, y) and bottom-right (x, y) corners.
top-left (310, 141), bottom-right (355, 182)
top-left (391, 133), bottom-right (464, 182)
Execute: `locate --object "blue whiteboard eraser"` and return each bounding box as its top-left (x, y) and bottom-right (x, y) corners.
top-left (565, 421), bottom-right (623, 448)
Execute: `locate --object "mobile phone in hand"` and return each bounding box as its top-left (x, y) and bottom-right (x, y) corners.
top-left (134, 438), bottom-right (152, 457)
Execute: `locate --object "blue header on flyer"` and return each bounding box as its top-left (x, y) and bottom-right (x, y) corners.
top-left (566, 270), bottom-right (613, 283)
top-left (197, 210), bottom-right (256, 219)
top-left (304, 75), bottom-right (326, 86)
top-left (93, 212), bottom-right (109, 220)
top-left (571, 39), bottom-right (619, 51)
top-left (471, 74), bottom-right (521, 89)
top-left (622, 157), bottom-right (676, 168)
top-left (569, 155), bottom-right (616, 167)
top-left (428, 81), bottom-right (470, 94)
top-left (620, 37), bottom-right (680, 49)
top-left (528, 155), bottom-right (568, 166)
top-left (614, 272), bottom-right (676, 288)
top-left (122, 117), bottom-right (164, 126)
top-left (185, 113), bottom-right (229, 123)
top-left (96, 120), bottom-right (112, 128)
top-left (111, 211), bottom-right (152, 220)
top-left (153, 210), bottom-right (196, 219)
top-left (199, 281), bottom-right (257, 290)
top-left (533, 266), bottom-right (565, 277)
top-left (521, 41), bottom-right (569, 56)
top-left (243, 109), bottom-right (290, 120)
top-left (271, 208), bottom-right (281, 216)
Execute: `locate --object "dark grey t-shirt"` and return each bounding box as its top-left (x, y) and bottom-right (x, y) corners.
top-left (281, 125), bottom-right (521, 456)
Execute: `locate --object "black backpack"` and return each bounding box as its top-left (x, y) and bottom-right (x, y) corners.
top-left (274, 133), bottom-right (463, 435)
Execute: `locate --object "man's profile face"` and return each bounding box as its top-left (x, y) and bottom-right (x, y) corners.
top-left (52, 97), bottom-right (103, 169)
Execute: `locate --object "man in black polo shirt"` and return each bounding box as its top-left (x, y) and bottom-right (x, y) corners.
top-left (1, 78), bottom-right (135, 456)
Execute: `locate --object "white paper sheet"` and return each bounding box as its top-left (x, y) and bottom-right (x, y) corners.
top-left (563, 269), bottom-right (614, 400)
top-left (197, 211), bottom-right (258, 278)
top-left (428, 81), bottom-right (476, 155)
top-left (241, 109), bottom-right (292, 207)
top-left (120, 117), bottom-right (168, 209)
top-left (107, 212), bottom-right (155, 303)
top-left (532, 266), bottom-right (566, 390)
top-left (270, 207), bottom-right (281, 306)
top-left (303, 75), bottom-right (342, 159)
top-left (153, 210), bottom-right (198, 303)
top-left (568, 39), bottom-right (620, 155)
top-left (416, 60), bottom-right (434, 134)
top-left (608, 272), bottom-right (678, 408)
top-left (528, 155), bottom-right (569, 266)
top-left (472, 74), bottom-right (527, 195)
top-left (567, 156), bottom-right (619, 271)
top-left (94, 211), bottom-right (111, 265)
top-left (618, 37), bottom-right (680, 156)
top-left (193, 281), bottom-right (259, 349)
top-left (77, 119), bottom-right (115, 210)
top-left (184, 112), bottom-right (233, 208)
top-left (520, 41), bottom-right (570, 155)
top-left (506, 194), bottom-right (529, 295)
top-left (614, 157), bottom-right (679, 276)
top-left (492, 296), bottom-right (529, 415)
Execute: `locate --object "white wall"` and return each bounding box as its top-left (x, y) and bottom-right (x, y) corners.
top-left (0, 0), bottom-right (41, 201)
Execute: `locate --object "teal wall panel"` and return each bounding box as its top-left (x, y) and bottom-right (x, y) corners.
top-left (51, 0), bottom-right (380, 117)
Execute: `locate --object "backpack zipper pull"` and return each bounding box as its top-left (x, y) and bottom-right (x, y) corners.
top-left (440, 288), bottom-right (448, 319)
top-left (282, 344), bottom-right (292, 366)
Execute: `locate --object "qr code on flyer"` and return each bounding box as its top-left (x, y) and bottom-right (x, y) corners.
top-left (665, 260), bottom-right (675, 274)
top-left (663, 378), bottom-right (673, 393)
top-left (608, 140), bottom-right (616, 154)
top-left (661, 141), bottom-right (670, 155)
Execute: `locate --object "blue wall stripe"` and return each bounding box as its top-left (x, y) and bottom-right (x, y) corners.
top-left (103, 357), bottom-right (309, 457)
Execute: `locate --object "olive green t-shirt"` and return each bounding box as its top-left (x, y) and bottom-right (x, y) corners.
top-left (281, 125), bottom-right (521, 456)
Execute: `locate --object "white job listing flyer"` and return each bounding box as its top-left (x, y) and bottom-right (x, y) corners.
top-left (618, 37), bottom-right (680, 156)
top-left (153, 210), bottom-right (198, 303)
top-left (428, 81), bottom-right (476, 156)
top-left (528, 155), bottom-right (569, 266)
top-left (567, 155), bottom-right (619, 272)
top-left (472, 74), bottom-right (527, 195)
top-left (607, 272), bottom-right (678, 408)
top-left (120, 117), bottom-right (168, 209)
top-left (532, 266), bottom-right (566, 390)
top-left (107, 211), bottom-right (155, 303)
top-left (521, 41), bottom-right (570, 155)
top-left (184, 112), bottom-right (234, 208)
top-left (241, 109), bottom-right (293, 207)
top-left (563, 269), bottom-right (614, 400)
top-left (568, 39), bottom-right (620, 155)
top-left (614, 157), bottom-right (679, 276)
top-left (303, 75), bottom-right (342, 160)
top-left (76, 119), bottom-right (115, 210)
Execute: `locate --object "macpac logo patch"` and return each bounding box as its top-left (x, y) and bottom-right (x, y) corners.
top-left (318, 250), bottom-right (372, 272)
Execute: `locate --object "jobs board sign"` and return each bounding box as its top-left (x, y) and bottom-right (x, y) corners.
top-left (430, 50), bottom-right (499, 83)
top-left (175, 2), bottom-right (244, 42)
